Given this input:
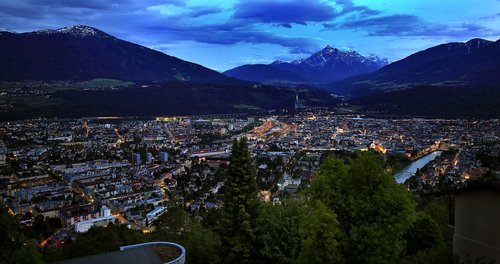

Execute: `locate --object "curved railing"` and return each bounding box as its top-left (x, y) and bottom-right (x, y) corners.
top-left (120, 241), bottom-right (186, 264)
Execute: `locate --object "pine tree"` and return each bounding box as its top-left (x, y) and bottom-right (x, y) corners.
top-left (222, 138), bottom-right (259, 263)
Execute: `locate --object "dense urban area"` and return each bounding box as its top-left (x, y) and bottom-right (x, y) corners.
top-left (1, 109), bottom-right (499, 263)
top-left (1, 0), bottom-right (500, 262)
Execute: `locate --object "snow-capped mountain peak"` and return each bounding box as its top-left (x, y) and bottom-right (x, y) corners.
top-left (57, 25), bottom-right (101, 36)
top-left (271, 60), bottom-right (287, 65)
top-left (290, 58), bottom-right (304, 65)
top-left (0, 28), bottom-right (16, 33)
top-left (301, 45), bottom-right (382, 68)
top-left (367, 54), bottom-right (389, 67)
top-left (321, 45), bottom-right (337, 52)
top-left (274, 45), bottom-right (388, 69)
top-left (34, 25), bottom-right (108, 38)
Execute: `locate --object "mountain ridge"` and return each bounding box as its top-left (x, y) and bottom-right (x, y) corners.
top-left (0, 25), bottom-right (236, 83)
top-left (0, 25), bottom-right (340, 120)
top-left (30, 25), bottom-right (111, 38)
top-left (223, 46), bottom-right (388, 86)
top-left (327, 38), bottom-right (500, 97)
top-left (349, 85), bottom-right (500, 118)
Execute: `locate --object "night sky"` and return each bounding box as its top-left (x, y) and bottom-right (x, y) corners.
top-left (1, 0), bottom-right (499, 71)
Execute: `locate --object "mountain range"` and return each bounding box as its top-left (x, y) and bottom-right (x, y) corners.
top-left (0, 25), bottom-right (499, 119)
top-left (0, 25), bottom-right (233, 83)
top-left (328, 38), bottom-right (500, 98)
top-left (0, 25), bottom-right (336, 120)
top-left (223, 46), bottom-right (388, 86)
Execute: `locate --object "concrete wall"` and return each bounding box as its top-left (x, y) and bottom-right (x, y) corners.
top-left (453, 190), bottom-right (500, 263)
top-left (120, 242), bottom-right (186, 264)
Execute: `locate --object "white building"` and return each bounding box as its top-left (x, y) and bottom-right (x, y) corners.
top-left (74, 206), bottom-right (116, 233)
top-left (146, 206), bottom-right (167, 226)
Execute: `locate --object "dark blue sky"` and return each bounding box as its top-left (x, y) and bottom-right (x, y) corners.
top-left (1, 0), bottom-right (499, 71)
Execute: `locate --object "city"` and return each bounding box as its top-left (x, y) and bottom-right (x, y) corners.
top-left (1, 110), bottom-right (498, 251)
top-left (1, 0), bottom-right (500, 263)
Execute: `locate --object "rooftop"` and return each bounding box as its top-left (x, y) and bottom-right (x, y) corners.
top-left (55, 242), bottom-right (185, 264)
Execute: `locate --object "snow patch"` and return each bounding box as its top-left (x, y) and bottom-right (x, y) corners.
top-left (34, 25), bottom-right (104, 37)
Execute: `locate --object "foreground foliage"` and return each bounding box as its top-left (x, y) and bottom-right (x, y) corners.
top-left (307, 152), bottom-right (417, 263)
top-left (0, 204), bottom-right (42, 264)
top-left (0, 147), bottom-right (455, 263)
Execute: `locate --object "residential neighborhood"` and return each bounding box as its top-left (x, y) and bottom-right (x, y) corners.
top-left (0, 111), bottom-right (498, 250)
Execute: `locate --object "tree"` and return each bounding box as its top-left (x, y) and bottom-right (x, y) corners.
top-left (400, 210), bottom-right (454, 264)
top-left (404, 212), bottom-right (442, 255)
top-left (184, 222), bottom-right (222, 264)
top-left (399, 198), bottom-right (454, 264)
top-left (308, 157), bottom-right (348, 214)
top-left (0, 204), bottom-right (43, 264)
top-left (155, 206), bottom-right (191, 243)
top-left (297, 200), bottom-right (343, 264)
top-left (32, 215), bottom-right (51, 238)
top-left (344, 153), bottom-right (416, 263)
top-left (308, 152), bottom-right (416, 264)
top-left (257, 198), bottom-right (304, 264)
top-left (423, 199), bottom-right (454, 245)
top-left (222, 138), bottom-right (259, 263)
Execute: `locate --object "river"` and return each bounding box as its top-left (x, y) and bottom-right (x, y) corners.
top-left (394, 151), bottom-right (442, 183)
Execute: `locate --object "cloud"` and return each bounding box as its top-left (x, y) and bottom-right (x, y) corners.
top-left (0, 0), bottom-right (185, 18)
top-left (480, 12), bottom-right (500, 19)
top-left (274, 23), bottom-right (293, 28)
top-left (6, 0), bottom-right (319, 54)
top-left (142, 22), bottom-right (320, 54)
top-left (0, 0), bottom-right (187, 33)
top-left (25, 0), bottom-right (116, 10)
top-left (232, 0), bottom-right (338, 24)
top-left (0, 0), bottom-right (394, 54)
top-left (1, 0), bottom-right (497, 70)
top-left (335, 0), bottom-right (381, 17)
top-left (0, 1), bottom-right (46, 19)
top-left (188, 6), bottom-right (223, 18)
top-left (324, 14), bottom-right (496, 37)
top-left (229, 57), bottom-right (274, 65)
top-left (323, 14), bottom-right (422, 34)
